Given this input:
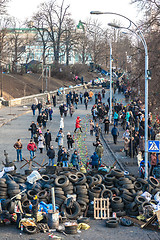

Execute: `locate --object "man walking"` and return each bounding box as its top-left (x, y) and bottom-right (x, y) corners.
top-left (27, 139), bottom-right (37, 160)
top-left (44, 129), bottom-right (52, 150)
top-left (29, 121), bottom-right (37, 139)
top-left (13, 139), bottom-right (23, 162)
top-left (47, 145), bottom-right (55, 166)
top-left (31, 103), bottom-right (37, 116)
top-left (111, 125), bottom-right (119, 144)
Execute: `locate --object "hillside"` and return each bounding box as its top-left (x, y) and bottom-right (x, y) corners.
top-left (1, 71), bottom-right (98, 100)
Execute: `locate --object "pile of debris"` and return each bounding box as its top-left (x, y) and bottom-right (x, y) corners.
top-left (0, 167), bottom-right (160, 234)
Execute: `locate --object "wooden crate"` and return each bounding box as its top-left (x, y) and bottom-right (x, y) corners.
top-left (94, 198), bottom-right (110, 219)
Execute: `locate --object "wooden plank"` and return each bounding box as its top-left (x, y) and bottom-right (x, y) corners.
top-left (141, 214), bottom-right (157, 229)
top-left (156, 210), bottom-right (160, 224)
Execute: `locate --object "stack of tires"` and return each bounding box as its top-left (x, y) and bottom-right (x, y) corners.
top-left (0, 178), bottom-right (8, 199)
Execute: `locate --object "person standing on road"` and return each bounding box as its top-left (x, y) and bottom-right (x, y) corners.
top-left (95, 142), bottom-right (104, 165)
top-left (102, 88), bottom-right (105, 98)
top-left (44, 129), bottom-right (52, 150)
top-left (27, 139), bottom-right (37, 160)
top-left (13, 139), bottom-right (23, 162)
top-left (79, 92), bottom-right (83, 104)
top-left (47, 145), bottom-right (55, 166)
top-left (42, 112), bottom-right (47, 129)
top-left (37, 102), bottom-right (42, 115)
top-left (31, 103), bottom-right (37, 116)
top-left (111, 125), bottom-right (119, 144)
top-left (67, 132), bottom-right (74, 150)
top-left (59, 104), bottom-right (64, 117)
top-left (113, 111), bottom-right (119, 126)
top-left (103, 116), bottom-right (110, 134)
top-left (61, 148), bottom-right (69, 167)
top-left (38, 133), bottom-right (45, 153)
top-left (150, 152), bottom-right (157, 176)
top-left (90, 152), bottom-right (99, 169)
top-left (124, 137), bottom-right (130, 156)
top-left (94, 123), bottom-right (101, 138)
top-left (84, 96), bottom-right (89, 110)
top-left (90, 119), bottom-right (94, 136)
top-left (69, 104), bottom-right (75, 117)
top-left (29, 121), bottom-right (37, 139)
top-left (74, 116), bottom-right (82, 133)
top-left (60, 117), bottom-right (64, 130)
top-left (37, 113), bottom-right (43, 128)
top-left (57, 129), bottom-right (64, 149)
top-left (48, 107), bottom-right (53, 121)
top-left (70, 150), bottom-right (79, 170)
top-left (52, 94), bottom-right (56, 107)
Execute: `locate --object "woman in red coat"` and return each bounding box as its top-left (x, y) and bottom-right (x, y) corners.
top-left (74, 116), bottom-right (83, 133)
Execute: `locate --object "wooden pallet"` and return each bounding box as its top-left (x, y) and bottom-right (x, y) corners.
top-left (94, 198), bottom-right (110, 219)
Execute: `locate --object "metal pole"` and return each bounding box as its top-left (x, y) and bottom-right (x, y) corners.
top-left (109, 42), bottom-right (112, 123)
top-left (42, 62), bottom-right (44, 93)
top-left (144, 46), bottom-right (148, 179)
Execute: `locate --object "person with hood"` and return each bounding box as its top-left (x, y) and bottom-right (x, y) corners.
top-left (27, 139), bottom-right (37, 160)
top-left (60, 117), bottom-right (64, 130)
top-left (95, 142), bottom-right (104, 165)
top-left (38, 133), bottom-right (45, 153)
top-left (57, 129), bottom-right (64, 148)
top-left (47, 145), bottom-right (55, 166)
top-left (37, 102), bottom-right (42, 114)
top-left (90, 152), bottom-right (99, 169)
top-left (74, 116), bottom-right (82, 133)
top-left (111, 125), bottom-right (119, 144)
top-left (70, 150), bottom-right (79, 169)
top-left (37, 113), bottom-right (43, 128)
top-left (67, 132), bottom-right (74, 150)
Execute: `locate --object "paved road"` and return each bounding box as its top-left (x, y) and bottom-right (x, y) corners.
top-left (0, 89), bottom-right (158, 240)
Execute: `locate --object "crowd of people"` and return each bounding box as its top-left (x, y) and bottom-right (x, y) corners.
top-left (13, 79), bottom-right (160, 179)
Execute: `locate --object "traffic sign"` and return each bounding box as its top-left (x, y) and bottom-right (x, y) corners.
top-left (148, 141), bottom-right (159, 153)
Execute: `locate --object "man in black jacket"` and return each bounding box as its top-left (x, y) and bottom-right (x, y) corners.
top-left (29, 121), bottom-right (37, 139)
top-left (47, 145), bottom-right (55, 166)
top-left (44, 129), bottom-right (52, 150)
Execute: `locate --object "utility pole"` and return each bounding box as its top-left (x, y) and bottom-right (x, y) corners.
top-left (109, 42), bottom-right (112, 123)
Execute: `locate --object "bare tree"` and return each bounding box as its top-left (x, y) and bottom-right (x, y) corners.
top-left (36, 0), bottom-right (70, 64)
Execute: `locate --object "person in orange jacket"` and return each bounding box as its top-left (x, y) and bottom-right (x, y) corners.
top-left (27, 139), bottom-right (37, 160)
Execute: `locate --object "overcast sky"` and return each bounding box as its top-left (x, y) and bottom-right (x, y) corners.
top-left (7, 0), bottom-right (141, 27)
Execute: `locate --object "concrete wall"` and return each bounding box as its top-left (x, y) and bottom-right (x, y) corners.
top-left (3, 84), bottom-right (90, 107)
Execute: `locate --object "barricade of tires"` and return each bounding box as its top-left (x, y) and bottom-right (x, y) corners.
top-left (0, 169), bottom-right (159, 220)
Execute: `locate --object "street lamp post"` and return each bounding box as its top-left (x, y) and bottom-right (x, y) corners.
top-left (90, 11), bottom-right (149, 179)
top-left (109, 41), bottom-right (112, 123)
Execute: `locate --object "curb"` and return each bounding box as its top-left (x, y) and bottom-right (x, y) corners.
top-left (0, 110), bottom-right (32, 128)
top-left (101, 130), bottom-right (126, 171)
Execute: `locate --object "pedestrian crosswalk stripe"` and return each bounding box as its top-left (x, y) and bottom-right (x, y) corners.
top-left (149, 142), bottom-right (159, 151)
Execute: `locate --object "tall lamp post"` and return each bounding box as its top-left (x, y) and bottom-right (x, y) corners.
top-left (90, 11), bottom-right (149, 179)
top-left (109, 41), bottom-right (112, 123)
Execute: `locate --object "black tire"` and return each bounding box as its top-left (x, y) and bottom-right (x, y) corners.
top-left (25, 170), bottom-right (33, 175)
top-left (77, 217), bottom-right (90, 224)
top-left (37, 190), bottom-right (48, 199)
top-left (111, 202), bottom-right (124, 210)
top-left (55, 194), bottom-right (66, 200)
top-left (134, 181), bottom-right (143, 191)
top-left (143, 184), bottom-right (153, 193)
top-left (104, 175), bottom-right (116, 182)
top-left (55, 175), bottom-right (69, 188)
top-left (77, 197), bottom-right (89, 203)
top-left (77, 189), bottom-right (88, 195)
top-left (106, 220), bottom-right (119, 228)
top-left (111, 196), bottom-right (122, 204)
top-left (152, 188), bottom-right (160, 195)
top-left (61, 201), bottom-right (81, 220)
top-left (77, 200), bottom-right (87, 211)
top-left (91, 186), bottom-right (101, 193)
top-left (86, 176), bottom-right (94, 187)
top-left (27, 190), bottom-right (37, 200)
top-left (76, 176), bottom-right (87, 185)
top-left (111, 187), bottom-right (120, 196)
top-left (23, 225), bottom-right (37, 234)
top-left (116, 211), bottom-right (126, 217)
top-left (88, 190), bottom-right (100, 200)
top-left (126, 202), bottom-right (138, 212)
top-left (76, 172), bottom-right (85, 179)
top-left (55, 190), bottom-right (64, 195)
top-left (7, 201), bottom-right (16, 214)
top-left (122, 183), bottom-right (134, 190)
top-left (63, 184), bottom-right (74, 192)
top-left (121, 193), bottom-right (134, 202)
top-left (0, 183), bottom-right (7, 188)
top-left (101, 189), bottom-right (113, 200)
top-left (125, 175), bottom-right (136, 182)
top-left (68, 174), bottom-right (78, 183)
top-left (148, 176), bottom-right (159, 188)
top-left (127, 209), bottom-right (139, 216)
top-left (22, 199), bottom-right (31, 213)
top-left (135, 196), bottom-right (146, 205)
top-left (97, 184), bottom-right (106, 191)
top-left (94, 174), bottom-right (103, 184)
top-left (8, 189), bottom-right (20, 195)
top-left (137, 178), bottom-right (148, 185)
top-left (110, 169), bottom-right (124, 178)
